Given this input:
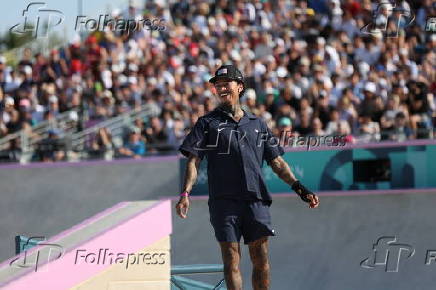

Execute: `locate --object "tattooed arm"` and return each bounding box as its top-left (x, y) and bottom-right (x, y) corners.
top-left (268, 156), bottom-right (298, 186)
top-left (176, 153), bottom-right (202, 218)
top-left (181, 153), bottom-right (201, 193)
top-left (268, 156), bottom-right (320, 208)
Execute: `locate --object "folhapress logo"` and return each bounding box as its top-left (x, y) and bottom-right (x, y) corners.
top-left (361, 1), bottom-right (415, 38)
top-left (10, 236), bottom-right (64, 272)
top-left (10, 2), bottom-right (65, 38)
top-left (360, 236), bottom-right (415, 272)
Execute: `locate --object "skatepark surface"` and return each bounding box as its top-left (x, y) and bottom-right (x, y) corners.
top-left (171, 191), bottom-right (436, 290)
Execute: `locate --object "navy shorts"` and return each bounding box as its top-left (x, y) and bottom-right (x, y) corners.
top-left (208, 198), bottom-right (276, 244)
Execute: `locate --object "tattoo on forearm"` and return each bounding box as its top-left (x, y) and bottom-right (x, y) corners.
top-left (182, 155), bottom-right (200, 193)
top-left (269, 156), bottom-right (297, 186)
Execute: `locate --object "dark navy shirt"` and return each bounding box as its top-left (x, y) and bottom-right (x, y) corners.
top-left (179, 108), bottom-right (284, 205)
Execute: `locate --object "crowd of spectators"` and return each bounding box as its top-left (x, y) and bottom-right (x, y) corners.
top-left (0, 0), bottom-right (435, 162)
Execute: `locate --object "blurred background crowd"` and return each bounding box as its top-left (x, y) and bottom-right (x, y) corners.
top-left (0, 0), bottom-right (434, 162)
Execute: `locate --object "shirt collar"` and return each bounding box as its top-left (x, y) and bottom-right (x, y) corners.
top-left (217, 107), bottom-right (257, 126)
top-left (244, 109), bottom-right (258, 120)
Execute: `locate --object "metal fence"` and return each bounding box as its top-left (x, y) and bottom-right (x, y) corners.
top-left (0, 104), bottom-right (156, 163)
top-left (0, 109), bottom-right (79, 161)
top-left (68, 105), bottom-right (155, 161)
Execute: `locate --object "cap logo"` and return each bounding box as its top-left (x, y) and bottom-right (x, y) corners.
top-left (217, 68), bottom-right (227, 75)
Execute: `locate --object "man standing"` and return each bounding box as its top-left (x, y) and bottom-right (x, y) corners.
top-left (176, 65), bottom-right (319, 290)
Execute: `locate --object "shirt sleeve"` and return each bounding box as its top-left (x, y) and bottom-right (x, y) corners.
top-left (262, 120), bottom-right (284, 163)
top-left (179, 118), bottom-right (207, 160)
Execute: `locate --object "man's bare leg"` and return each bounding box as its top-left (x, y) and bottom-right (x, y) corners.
top-left (219, 242), bottom-right (242, 290)
top-left (248, 237), bottom-right (270, 290)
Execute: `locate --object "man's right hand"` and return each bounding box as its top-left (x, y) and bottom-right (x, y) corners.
top-left (175, 196), bottom-right (190, 218)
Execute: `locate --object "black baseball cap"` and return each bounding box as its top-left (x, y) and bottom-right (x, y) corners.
top-left (209, 64), bottom-right (244, 84)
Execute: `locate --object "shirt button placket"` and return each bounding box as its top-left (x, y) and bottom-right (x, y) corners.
top-left (234, 124), bottom-right (248, 193)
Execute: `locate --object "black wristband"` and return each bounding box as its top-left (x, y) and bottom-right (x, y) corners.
top-left (291, 180), bottom-right (313, 203)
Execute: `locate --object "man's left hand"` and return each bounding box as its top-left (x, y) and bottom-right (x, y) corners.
top-left (292, 180), bottom-right (320, 208)
top-left (306, 194), bottom-right (320, 209)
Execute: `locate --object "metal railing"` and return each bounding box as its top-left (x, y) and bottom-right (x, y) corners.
top-left (0, 105), bottom-right (155, 163)
top-left (69, 105), bottom-right (153, 154)
top-left (0, 109), bottom-right (79, 153)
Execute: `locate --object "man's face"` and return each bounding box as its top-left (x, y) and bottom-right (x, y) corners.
top-left (130, 132), bottom-right (140, 143)
top-left (331, 110), bottom-right (339, 121)
top-left (213, 79), bottom-right (242, 107)
top-left (363, 90), bottom-right (374, 99)
top-left (395, 116), bottom-right (406, 128)
top-left (338, 121), bottom-right (350, 135)
top-left (279, 125), bottom-right (292, 135)
top-left (312, 118), bottom-right (322, 130)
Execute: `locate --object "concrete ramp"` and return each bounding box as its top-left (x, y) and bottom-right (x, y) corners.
top-left (171, 191), bottom-right (436, 290)
top-left (0, 200), bottom-right (172, 289)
